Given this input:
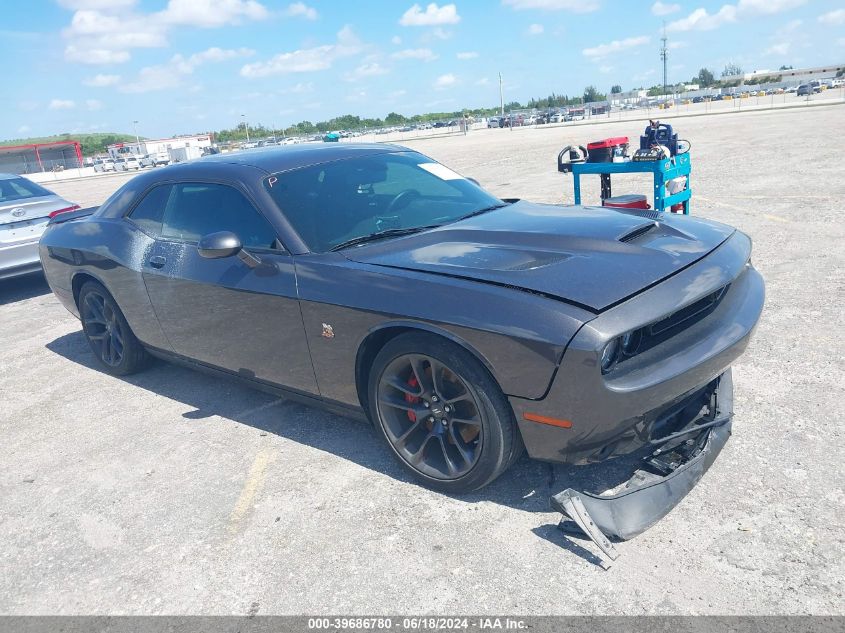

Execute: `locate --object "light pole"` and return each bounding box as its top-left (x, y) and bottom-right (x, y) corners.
top-left (132, 120), bottom-right (140, 150)
top-left (241, 114), bottom-right (250, 142)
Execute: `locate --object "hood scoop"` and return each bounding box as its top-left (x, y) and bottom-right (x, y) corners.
top-left (618, 222), bottom-right (658, 243)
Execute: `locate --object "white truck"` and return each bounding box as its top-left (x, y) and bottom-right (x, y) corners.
top-left (168, 146), bottom-right (202, 163)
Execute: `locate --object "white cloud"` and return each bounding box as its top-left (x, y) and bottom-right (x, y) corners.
top-left (345, 62), bottom-right (390, 81)
top-left (83, 73), bottom-right (121, 86)
top-left (157, 0), bottom-right (269, 27)
top-left (456, 51), bottom-right (478, 59)
top-left (434, 73), bottom-right (457, 89)
top-left (583, 35), bottom-right (650, 58)
top-left (475, 77), bottom-right (490, 86)
top-left (187, 46), bottom-right (254, 64)
top-left (764, 42), bottom-right (790, 56)
top-left (527, 23), bottom-right (544, 35)
top-left (428, 27), bottom-right (453, 40)
top-left (391, 48), bottom-right (439, 61)
top-left (391, 35), bottom-right (402, 45)
top-left (819, 9), bottom-right (845, 25)
top-left (399, 3), bottom-right (460, 26)
top-left (240, 26), bottom-right (362, 78)
top-left (284, 81), bottom-right (314, 93)
top-left (667, 6), bottom-right (738, 31)
top-left (57, 0), bottom-right (136, 8)
top-left (17, 125), bottom-right (31, 134)
top-left (502, 0), bottom-right (599, 13)
top-left (49, 99), bottom-right (76, 110)
top-left (85, 99), bottom-right (103, 111)
top-left (121, 47), bottom-right (253, 93)
top-left (668, 0), bottom-right (806, 32)
top-left (668, 40), bottom-right (687, 49)
top-left (651, 2), bottom-right (680, 16)
top-left (66, 47), bottom-right (129, 64)
top-left (389, 89), bottom-right (407, 98)
top-left (60, 0), bottom-right (269, 64)
top-left (285, 2), bottom-right (318, 20)
top-left (599, 65), bottom-right (613, 73)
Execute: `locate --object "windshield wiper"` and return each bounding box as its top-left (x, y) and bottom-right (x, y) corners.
top-left (329, 225), bottom-right (440, 252)
top-left (452, 202), bottom-right (511, 223)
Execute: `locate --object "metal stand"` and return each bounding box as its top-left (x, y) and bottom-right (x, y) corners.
top-left (572, 153), bottom-right (692, 215)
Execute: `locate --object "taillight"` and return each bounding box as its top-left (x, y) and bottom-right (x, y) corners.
top-left (48, 205), bottom-right (81, 219)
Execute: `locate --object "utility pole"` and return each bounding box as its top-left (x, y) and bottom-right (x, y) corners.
top-left (499, 72), bottom-right (504, 117)
top-left (660, 22), bottom-right (668, 99)
top-left (241, 114), bottom-right (250, 142)
top-left (132, 120), bottom-right (140, 150)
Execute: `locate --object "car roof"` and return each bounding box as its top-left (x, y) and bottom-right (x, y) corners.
top-left (0, 173), bottom-right (27, 180)
top-left (195, 143), bottom-right (409, 174)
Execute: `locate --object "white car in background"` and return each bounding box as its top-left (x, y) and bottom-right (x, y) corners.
top-left (0, 174), bottom-right (81, 279)
top-left (115, 156), bottom-right (141, 171)
top-left (92, 158), bottom-right (116, 172)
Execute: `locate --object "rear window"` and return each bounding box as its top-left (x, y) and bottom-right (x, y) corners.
top-left (0, 177), bottom-right (53, 204)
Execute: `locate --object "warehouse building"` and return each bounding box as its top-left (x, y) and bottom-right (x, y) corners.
top-left (0, 141), bottom-right (83, 175)
top-left (107, 134), bottom-right (213, 160)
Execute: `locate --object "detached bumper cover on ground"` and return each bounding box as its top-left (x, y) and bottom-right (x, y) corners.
top-left (551, 370), bottom-right (734, 559)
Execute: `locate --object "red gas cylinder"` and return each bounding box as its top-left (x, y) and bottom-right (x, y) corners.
top-left (602, 194), bottom-right (650, 209)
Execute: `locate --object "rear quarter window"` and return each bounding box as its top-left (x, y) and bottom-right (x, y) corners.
top-left (0, 178), bottom-right (52, 203)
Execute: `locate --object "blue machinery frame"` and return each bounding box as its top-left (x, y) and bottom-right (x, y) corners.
top-left (572, 153), bottom-right (692, 215)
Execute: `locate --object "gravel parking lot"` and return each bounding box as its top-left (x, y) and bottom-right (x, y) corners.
top-left (2, 102), bottom-right (843, 615)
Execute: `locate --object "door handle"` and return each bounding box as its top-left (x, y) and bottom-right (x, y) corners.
top-left (149, 255), bottom-right (166, 269)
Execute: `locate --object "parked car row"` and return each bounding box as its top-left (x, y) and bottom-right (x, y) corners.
top-left (92, 152), bottom-right (171, 173)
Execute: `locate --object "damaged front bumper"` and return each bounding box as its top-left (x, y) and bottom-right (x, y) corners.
top-left (550, 370), bottom-right (733, 561)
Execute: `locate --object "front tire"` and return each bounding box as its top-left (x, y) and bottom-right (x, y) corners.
top-left (78, 281), bottom-right (150, 376)
top-left (368, 332), bottom-right (521, 493)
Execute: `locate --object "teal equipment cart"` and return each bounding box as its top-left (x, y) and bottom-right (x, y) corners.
top-left (572, 152), bottom-right (692, 215)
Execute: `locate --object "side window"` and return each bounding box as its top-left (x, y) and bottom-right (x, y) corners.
top-left (161, 183), bottom-right (278, 249)
top-left (127, 184), bottom-right (172, 236)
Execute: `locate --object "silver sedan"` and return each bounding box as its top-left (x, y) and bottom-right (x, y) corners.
top-left (0, 174), bottom-right (80, 280)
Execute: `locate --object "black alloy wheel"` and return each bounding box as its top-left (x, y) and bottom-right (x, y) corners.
top-left (369, 332), bottom-right (522, 493)
top-left (78, 281), bottom-right (150, 376)
top-left (81, 289), bottom-right (124, 368)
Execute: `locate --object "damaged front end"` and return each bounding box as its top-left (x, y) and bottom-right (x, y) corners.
top-left (550, 370), bottom-right (733, 562)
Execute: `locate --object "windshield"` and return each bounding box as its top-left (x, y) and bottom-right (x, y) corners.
top-left (0, 177), bottom-right (53, 204)
top-left (264, 151), bottom-right (502, 252)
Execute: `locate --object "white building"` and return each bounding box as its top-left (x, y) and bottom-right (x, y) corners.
top-left (743, 63), bottom-right (844, 84)
top-left (108, 134), bottom-right (213, 159)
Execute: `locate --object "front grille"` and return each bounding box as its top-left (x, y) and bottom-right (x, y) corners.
top-left (620, 284), bottom-right (730, 362)
top-left (650, 285), bottom-right (729, 336)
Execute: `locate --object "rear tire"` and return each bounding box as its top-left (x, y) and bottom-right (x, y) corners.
top-left (368, 332), bottom-right (521, 494)
top-left (78, 281), bottom-right (150, 376)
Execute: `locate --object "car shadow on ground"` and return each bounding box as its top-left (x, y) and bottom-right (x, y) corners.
top-left (47, 329), bottom-right (648, 566)
top-left (0, 272), bottom-right (51, 305)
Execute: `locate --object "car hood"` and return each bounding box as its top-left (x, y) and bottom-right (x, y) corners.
top-left (342, 201), bottom-right (735, 312)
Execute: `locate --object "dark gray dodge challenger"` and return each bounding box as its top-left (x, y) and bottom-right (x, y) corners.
top-left (40, 144), bottom-right (764, 550)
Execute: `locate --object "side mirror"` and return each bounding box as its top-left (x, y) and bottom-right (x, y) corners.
top-left (198, 231), bottom-right (242, 259)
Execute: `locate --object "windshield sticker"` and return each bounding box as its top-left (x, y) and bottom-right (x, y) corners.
top-left (419, 162), bottom-right (465, 181)
top-left (267, 176), bottom-right (278, 188)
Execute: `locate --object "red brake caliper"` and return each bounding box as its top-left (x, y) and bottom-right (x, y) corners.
top-left (405, 375), bottom-right (420, 422)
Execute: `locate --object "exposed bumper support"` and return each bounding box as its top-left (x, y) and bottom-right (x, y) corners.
top-left (550, 370), bottom-right (733, 560)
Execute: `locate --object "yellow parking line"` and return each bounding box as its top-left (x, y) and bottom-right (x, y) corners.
top-left (228, 444), bottom-right (277, 533)
top-left (763, 213), bottom-right (789, 223)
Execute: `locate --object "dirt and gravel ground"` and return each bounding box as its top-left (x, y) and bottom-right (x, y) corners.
top-left (1, 102), bottom-right (843, 615)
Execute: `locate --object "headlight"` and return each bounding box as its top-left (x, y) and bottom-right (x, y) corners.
top-left (621, 329), bottom-right (642, 355)
top-left (600, 338), bottom-right (620, 373)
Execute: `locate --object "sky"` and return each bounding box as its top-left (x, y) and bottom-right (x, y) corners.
top-left (2, 0), bottom-right (844, 140)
